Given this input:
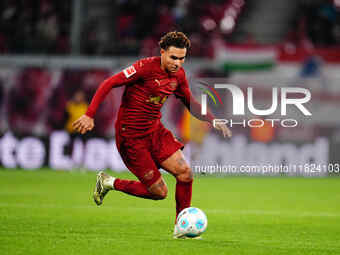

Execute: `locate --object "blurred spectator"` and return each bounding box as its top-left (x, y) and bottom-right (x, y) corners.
top-left (47, 70), bottom-right (86, 131)
top-left (0, 81), bottom-right (3, 111)
top-left (294, 0), bottom-right (340, 47)
top-left (0, 81), bottom-right (4, 132)
top-left (250, 118), bottom-right (275, 143)
top-left (0, 0), bottom-right (249, 56)
top-left (84, 0), bottom-right (235, 57)
top-left (8, 68), bottom-right (52, 134)
top-left (64, 90), bottom-right (88, 133)
top-left (4, 0), bottom-right (339, 57)
top-left (179, 108), bottom-right (210, 144)
top-left (0, 0), bottom-right (71, 54)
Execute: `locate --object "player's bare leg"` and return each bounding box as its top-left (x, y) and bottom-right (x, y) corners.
top-left (161, 150), bottom-right (193, 182)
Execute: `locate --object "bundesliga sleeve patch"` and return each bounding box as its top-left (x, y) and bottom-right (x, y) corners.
top-left (123, 65), bottom-right (137, 79)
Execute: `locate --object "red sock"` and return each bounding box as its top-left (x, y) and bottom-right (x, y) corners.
top-left (175, 180), bottom-right (193, 221)
top-left (114, 178), bottom-right (154, 199)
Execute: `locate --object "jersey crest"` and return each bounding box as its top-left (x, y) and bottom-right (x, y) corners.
top-left (123, 65), bottom-right (137, 78)
top-left (170, 81), bottom-right (177, 89)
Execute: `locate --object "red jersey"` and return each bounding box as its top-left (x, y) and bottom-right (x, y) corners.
top-left (86, 56), bottom-right (213, 137)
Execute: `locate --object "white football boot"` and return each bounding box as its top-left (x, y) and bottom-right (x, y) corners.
top-left (173, 225), bottom-right (186, 239)
top-left (173, 225), bottom-right (202, 240)
top-left (93, 171), bottom-right (116, 206)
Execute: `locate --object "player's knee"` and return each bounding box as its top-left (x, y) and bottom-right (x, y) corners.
top-left (177, 165), bottom-right (193, 183)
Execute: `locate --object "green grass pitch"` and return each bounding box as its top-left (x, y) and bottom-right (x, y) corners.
top-left (1, 169), bottom-right (340, 255)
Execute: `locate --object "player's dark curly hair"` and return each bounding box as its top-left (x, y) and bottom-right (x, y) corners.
top-left (159, 31), bottom-right (191, 50)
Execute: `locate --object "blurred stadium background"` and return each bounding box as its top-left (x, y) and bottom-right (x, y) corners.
top-left (1, 0), bottom-right (340, 172)
top-left (1, 1), bottom-right (340, 254)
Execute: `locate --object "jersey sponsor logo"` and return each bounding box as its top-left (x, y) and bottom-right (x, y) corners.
top-left (123, 65), bottom-right (137, 78)
top-left (146, 95), bottom-right (168, 105)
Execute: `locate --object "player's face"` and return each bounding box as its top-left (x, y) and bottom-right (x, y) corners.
top-left (161, 46), bottom-right (187, 73)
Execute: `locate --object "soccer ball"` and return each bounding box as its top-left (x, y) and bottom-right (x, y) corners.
top-left (175, 207), bottom-right (208, 238)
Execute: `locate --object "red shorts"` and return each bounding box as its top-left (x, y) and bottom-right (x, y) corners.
top-left (115, 123), bottom-right (184, 187)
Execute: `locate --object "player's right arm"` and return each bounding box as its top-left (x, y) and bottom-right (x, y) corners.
top-left (72, 61), bottom-right (145, 134)
top-left (175, 70), bottom-right (232, 138)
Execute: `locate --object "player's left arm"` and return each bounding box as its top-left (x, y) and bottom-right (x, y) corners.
top-left (175, 72), bottom-right (232, 138)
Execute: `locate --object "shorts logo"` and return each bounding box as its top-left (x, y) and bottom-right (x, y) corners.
top-left (123, 65), bottom-right (136, 78)
top-left (143, 170), bottom-right (154, 180)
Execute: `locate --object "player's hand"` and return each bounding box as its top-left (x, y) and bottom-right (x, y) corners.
top-left (214, 122), bottom-right (232, 138)
top-left (72, 115), bottom-right (94, 134)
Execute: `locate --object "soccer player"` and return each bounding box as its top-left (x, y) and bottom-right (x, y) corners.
top-left (72, 31), bottom-right (231, 238)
